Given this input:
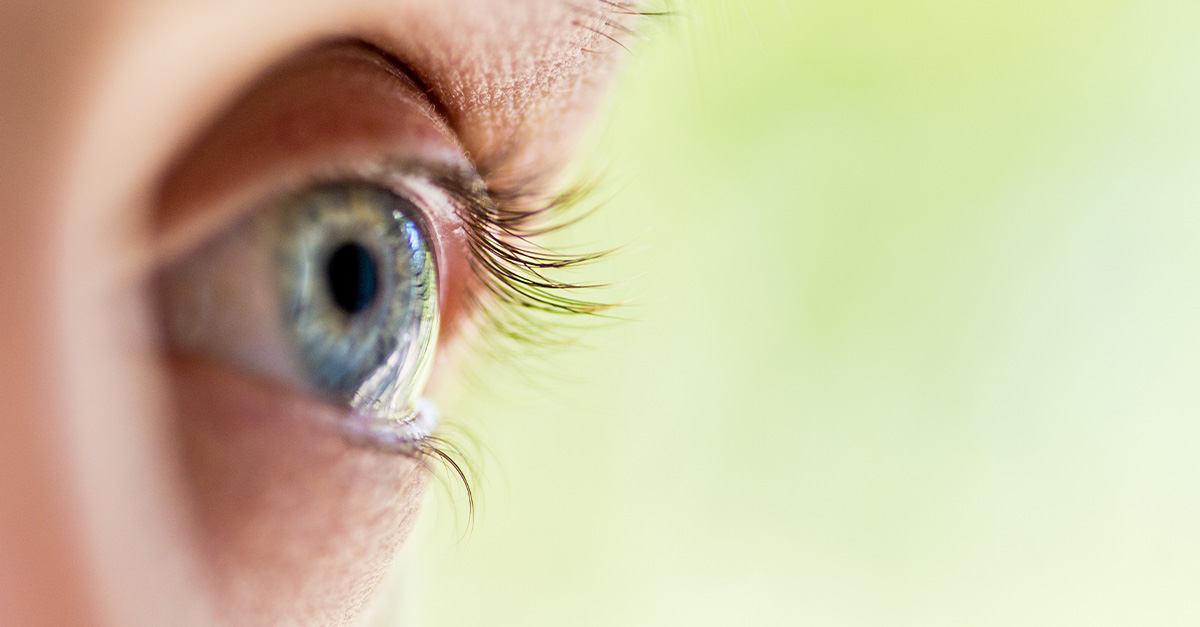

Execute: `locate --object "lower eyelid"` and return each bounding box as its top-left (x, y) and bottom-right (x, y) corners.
top-left (173, 354), bottom-right (352, 445)
top-left (169, 354), bottom-right (428, 618)
top-left (170, 354), bottom-right (437, 453)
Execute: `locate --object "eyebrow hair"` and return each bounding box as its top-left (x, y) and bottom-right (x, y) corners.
top-left (570, 0), bottom-right (671, 55)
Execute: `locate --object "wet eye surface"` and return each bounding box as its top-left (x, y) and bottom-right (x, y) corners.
top-left (161, 177), bottom-right (445, 449)
top-left (276, 182), bottom-right (437, 418)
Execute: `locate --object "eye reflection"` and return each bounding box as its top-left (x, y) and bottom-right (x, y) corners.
top-left (162, 179), bottom-right (441, 446)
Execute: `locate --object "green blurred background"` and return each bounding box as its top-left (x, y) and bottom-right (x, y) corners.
top-left (399, 0), bottom-right (1200, 624)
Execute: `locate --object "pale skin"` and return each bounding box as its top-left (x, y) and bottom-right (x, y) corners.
top-left (0, 1), bottom-right (630, 624)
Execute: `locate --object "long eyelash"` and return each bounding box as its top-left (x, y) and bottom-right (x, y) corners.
top-left (413, 433), bottom-right (478, 535)
top-left (454, 2), bottom-right (671, 348)
top-left (443, 170), bottom-right (619, 348)
top-left (400, 167), bottom-right (621, 531)
top-left (353, 20), bottom-right (656, 524)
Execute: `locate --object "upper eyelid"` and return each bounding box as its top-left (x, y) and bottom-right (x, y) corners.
top-left (150, 157), bottom-right (476, 271)
top-left (143, 38), bottom-right (614, 353)
top-left (81, 2), bottom-right (638, 288)
top-left (144, 43), bottom-right (478, 276)
top-left (142, 15), bottom-right (627, 274)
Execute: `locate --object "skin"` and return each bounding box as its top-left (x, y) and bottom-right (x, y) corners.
top-left (0, 0), bottom-right (629, 625)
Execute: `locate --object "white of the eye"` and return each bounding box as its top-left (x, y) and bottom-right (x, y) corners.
top-left (160, 212), bottom-right (310, 389)
top-left (161, 174), bottom-right (446, 451)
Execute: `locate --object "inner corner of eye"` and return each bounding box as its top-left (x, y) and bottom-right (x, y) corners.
top-left (160, 179), bottom-right (442, 443)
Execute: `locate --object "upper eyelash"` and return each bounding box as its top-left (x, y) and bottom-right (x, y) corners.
top-left (363, 158), bottom-right (616, 342)
top-left (337, 158), bottom-right (615, 530)
top-left (336, 41), bottom-right (623, 525)
top-left (433, 168), bottom-right (617, 351)
top-left (416, 169), bottom-right (618, 535)
top-left (349, 37), bottom-right (625, 346)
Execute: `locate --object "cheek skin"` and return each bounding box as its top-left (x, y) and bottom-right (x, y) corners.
top-left (0, 0), bottom-right (632, 623)
top-left (172, 356), bottom-right (427, 625)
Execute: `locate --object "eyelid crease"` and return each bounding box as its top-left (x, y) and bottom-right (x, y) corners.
top-left (142, 43), bottom-right (461, 279)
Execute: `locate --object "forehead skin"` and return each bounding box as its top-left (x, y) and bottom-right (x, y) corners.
top-left (0, 0), bottom-right (626, 625)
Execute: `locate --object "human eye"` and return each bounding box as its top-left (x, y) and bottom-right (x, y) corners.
top-left (153, 36), bottom-right (621, 462)
top-left (162, 176), bottom-right (445, 446)
top-left (143, 40), bottom-right (618, 620)
top-left (154, 44), bottom-right (502, 452)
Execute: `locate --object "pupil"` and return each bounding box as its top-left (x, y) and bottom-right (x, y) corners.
top-left (326, 242), bottom-right (379, 314)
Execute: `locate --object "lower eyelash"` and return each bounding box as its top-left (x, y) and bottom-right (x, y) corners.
top-left (335, 397), bottom-right (441, 452)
